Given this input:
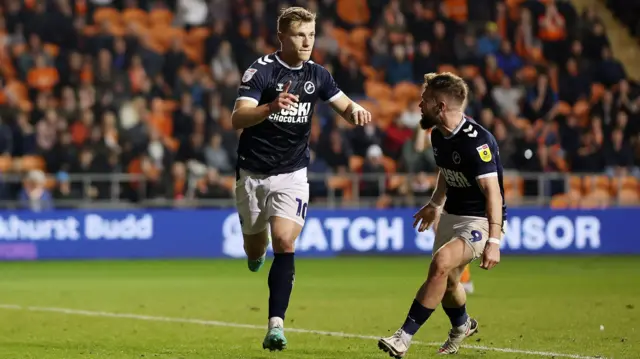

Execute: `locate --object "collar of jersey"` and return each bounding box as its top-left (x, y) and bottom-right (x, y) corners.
top-left (443, 116), bottom-right (467, 140)
top-left (275, 51), bottom-right (304, 70)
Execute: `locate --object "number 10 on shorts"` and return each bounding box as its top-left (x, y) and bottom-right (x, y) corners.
top-left (295, 198), bottom-right (308, 220)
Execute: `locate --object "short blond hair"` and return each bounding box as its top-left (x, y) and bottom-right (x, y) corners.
top-left (277, 7), bottom-right (316, 33)
top-left (423, 72), bottom-right (469, 106)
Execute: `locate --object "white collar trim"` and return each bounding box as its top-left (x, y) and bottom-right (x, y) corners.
top-left (444, 116), bottom-right (467, 139)
top-left (275, 52), bottom-right (303, 70)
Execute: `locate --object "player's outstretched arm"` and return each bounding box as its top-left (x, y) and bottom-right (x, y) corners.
top-left (232, 81), bottom-right (298, 130)
top-left (328, 93), bottom-right (372, 126)
top-left (477, 175), bottom-right (503, 270)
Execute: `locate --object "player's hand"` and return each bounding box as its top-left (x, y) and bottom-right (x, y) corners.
top-left (479, 242), bottom-right (500, 270)
top-left (269, 80), bottom-right (298, 114)
top-left (350, 106), bottom-right (372, 126)
top-left (412, 203), bottom-right (440, 232)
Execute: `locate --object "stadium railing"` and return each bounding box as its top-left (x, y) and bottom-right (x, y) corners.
top-left (1, 171), bottom-right (638, 209)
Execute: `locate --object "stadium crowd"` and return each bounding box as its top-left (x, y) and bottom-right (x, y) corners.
top-left (0, 0), bottom-right (639, 210)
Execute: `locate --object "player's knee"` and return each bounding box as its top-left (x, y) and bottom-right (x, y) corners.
top-left (270, 216), bottom-right (303, 253)
top-left (430, 251), bottom-right (457, 279)
top-left (271, 234), bottom-right (295, 253)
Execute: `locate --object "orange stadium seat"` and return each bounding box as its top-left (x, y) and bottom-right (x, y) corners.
top-left (365, 81), bottom-right (393, 101)
top-left (611, 176), bottom-right (639, 195)
top-left (550, 193), bottom-right (571, 209)
top-left (18, 156), bottom-right (46, 172)
top-left (583, 175), bottom-right (610, 194)
top-left (123, 7), bottom-right (148, 26)
top-left (93, 7), bottom-right (120, 25)
top-left (336, 0), bottom-right (370, 27)
top-left (0, 155), bottom-right (12, 173)
top-left (393, 82), bottom-right (421, 104)
top-left (459, 65), bottom-right (480, 79)
top-left (617, 188), bottom-right (640, 206)
top-left (149, 8), bottom-right (173, 27)
top-left (568, 175), bottom-right (583, 194)
top-left (437, 64), bottom-right (458, 75)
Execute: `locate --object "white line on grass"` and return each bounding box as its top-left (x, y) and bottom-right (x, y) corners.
top-left (0, 304), bottom-right (604, 359)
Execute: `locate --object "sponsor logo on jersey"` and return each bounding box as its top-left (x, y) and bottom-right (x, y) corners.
top-left (440, 167), bottom-right (472, 188)
top-left (476, 144), bottom-right (492, 162)
top-left (268, 102), bottom-right (312, 123)
top-left (242, 68), bottom-right (257, 83)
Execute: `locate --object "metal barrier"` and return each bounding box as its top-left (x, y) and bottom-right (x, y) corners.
top-left (0, 171), bottom-right (634, 209)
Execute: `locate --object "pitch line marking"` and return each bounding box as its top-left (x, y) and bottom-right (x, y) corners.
top-left (0, 304), bottom-right (604, 359)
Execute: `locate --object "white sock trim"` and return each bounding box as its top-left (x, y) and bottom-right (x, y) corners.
top-left (268, 316), bottom-right (284, 329)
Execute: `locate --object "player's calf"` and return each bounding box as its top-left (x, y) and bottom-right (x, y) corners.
top-left (378, 239), bottom-right (471, 357)
top-left (263, 216), bottom-right (302, 350)
top-left (243, 230), bottom-right (270, 272)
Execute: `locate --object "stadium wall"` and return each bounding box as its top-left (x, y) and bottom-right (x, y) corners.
top-left (0, 208), bottom-right (637, 260)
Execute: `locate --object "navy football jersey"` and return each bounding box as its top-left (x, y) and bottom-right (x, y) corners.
top-left (236, 52), bottom-right (343, 175)
top-left (430, 116), bottom-right (507, 220)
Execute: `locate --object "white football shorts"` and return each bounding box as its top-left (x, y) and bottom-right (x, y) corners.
top-left (235, 167), bottom-right (310, 235)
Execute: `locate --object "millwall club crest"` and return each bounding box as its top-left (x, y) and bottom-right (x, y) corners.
top-left (242, 68), bottom-right (257, 83)
top-left (452, 151), bottom-right (461, 164)
top-left (304, 81), bottom-right (315, 94)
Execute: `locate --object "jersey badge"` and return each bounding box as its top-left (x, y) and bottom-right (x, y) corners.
top-left (242, 68), bottom-right (257, 83)
top-left (476, 144), bottom-right (492, 162)
top-left (304, 81), bottom-right (316, 94)
top-left (452, 151), bottom-right (461, 164)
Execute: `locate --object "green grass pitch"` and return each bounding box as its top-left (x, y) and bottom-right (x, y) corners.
top-left (0, 256), bottom-right (638, 359)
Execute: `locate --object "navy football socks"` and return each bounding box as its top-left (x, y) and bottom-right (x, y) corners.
top-left (443, 303), bottom-right (469, 328)
top-left (401, 299), bottom-right (435, 335)
top-left (268, 252), bottom-right (295, 321)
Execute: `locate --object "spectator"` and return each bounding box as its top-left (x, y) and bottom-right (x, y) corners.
top-left (496, 41), bottom-right (523, 79)
top-left (598, 47), bottom-right (626, 86)
top-left (0, 0), bottom-right (636, 209)
top-left (605, 128), bottom-right (635, 176)
top-left (492, 76), bottom-right (524, 117)
top-left (361, 144), bottom-right (385, 197)
top-left (386, 44), bottom-right (413, 86)
top-left (524, 73), bottom-right (558, 121)
top-left (413, 41), bottom-right (437, 83)
top-left (204, 133), bottom-right (232, 174)
top-left (558, 58), bottom-right (590, 105)
top-left (477, 22), bottom-right (501, 57)
top-left (18, 170), bottom-right (53, 211)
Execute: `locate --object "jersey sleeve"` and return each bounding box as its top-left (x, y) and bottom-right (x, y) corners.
top-left (237, 66), bottom-right (267, 105)
top-left (470, 136), bottom-right (499, 179)
top-left (317, 66), bottom-right (343, 103)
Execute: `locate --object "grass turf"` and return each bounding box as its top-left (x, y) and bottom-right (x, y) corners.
top-left (0, 256), bottom-right (638, 359)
